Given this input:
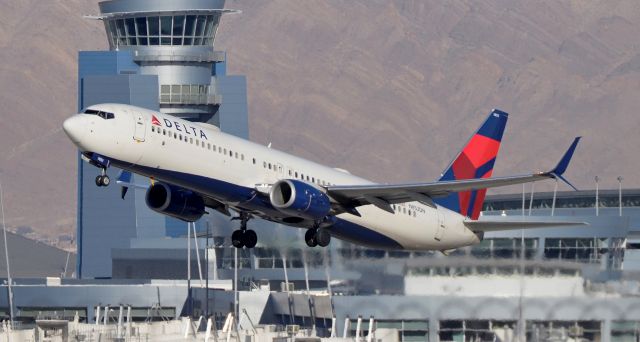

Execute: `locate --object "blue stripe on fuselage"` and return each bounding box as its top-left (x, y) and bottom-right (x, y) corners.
top-left (102, 155), bottom-right (404, 250)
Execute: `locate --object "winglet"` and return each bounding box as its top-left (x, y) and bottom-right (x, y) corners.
top-left (550, 137), bottom-right (581, 176)
top-left (548, 137), bottom-right (581, 191)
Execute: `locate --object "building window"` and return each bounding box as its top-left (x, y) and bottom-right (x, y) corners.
top-left (107, 14), bottom-right (219, 48)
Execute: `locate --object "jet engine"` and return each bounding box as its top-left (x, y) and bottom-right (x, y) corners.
top-left (145, 182), bottom-right (205, 222)
top-left (269, 179), bottom-right (331, 221)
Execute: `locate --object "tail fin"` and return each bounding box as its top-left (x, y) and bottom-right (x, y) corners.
top-left (434, 109), bottom-right (508, 219)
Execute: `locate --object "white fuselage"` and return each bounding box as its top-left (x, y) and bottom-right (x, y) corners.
top-left (63, 103), bottom-right (480, 250)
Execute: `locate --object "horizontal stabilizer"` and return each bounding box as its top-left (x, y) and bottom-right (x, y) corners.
top-left (464, 217), bottom-right (587, 232)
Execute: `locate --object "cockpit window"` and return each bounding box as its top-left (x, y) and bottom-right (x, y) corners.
top-left (83, 109), bottom-right (114, 120)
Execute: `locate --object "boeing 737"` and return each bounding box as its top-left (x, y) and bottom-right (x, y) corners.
top-left (63, 104), bottom-right (582, 251)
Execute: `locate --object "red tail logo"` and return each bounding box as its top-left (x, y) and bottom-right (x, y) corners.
top-left (151, 115), bottom-right (161, 126)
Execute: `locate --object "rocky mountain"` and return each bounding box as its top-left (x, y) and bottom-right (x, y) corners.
top-left (1, 0), bottom-right (640, 244)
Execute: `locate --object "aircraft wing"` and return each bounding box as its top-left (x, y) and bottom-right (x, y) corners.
top-left (326, 137), bottom-right (581, 214)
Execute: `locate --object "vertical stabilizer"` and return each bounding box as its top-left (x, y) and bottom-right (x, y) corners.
top-left (434, 109), bottom-right (508, 219)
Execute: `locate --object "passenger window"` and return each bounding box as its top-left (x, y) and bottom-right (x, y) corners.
top-left (190, 138), bottom-right (193, 144)
top-left (312, 177), bottom-right (315, 183)
top-left (235, 152), bottom-right (238, 158)
top-left (174, 133), bottom-right (177, 139)
top-left (151, 126), bottom-right (155, 132)
top-left (295, 172), bottom-right (298, 178)
top-left (179, 134), bottom-right (182, 141)
top-left (241, 154), bottom-right (244, 161)
top-left (163, 129), bottom-right (166, 135)
top-left (224, 148), bottom-right (227, 154)
top-left (288, 170), bottom-right (292, 176)
top-left (229, 150), bottom-right (233, 157)
top-left (252, 158), bottom-right (256, 165)
top-left (263, 162), bottom-right (267, 168)
top-left (268, 163), bottom-right (272, 170)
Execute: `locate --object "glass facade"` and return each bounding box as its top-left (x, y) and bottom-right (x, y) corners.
top-left (526, 321), bottom-right (601, 341)
top-left (159, 84), bottom-right (218, 105)
top-left (106, 14), bottom-right (220, 47)
top-left (439, 320), bottom-right (515, 342)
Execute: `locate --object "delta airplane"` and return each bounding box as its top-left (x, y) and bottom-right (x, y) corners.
top-left (63, 104), bottom-right (582, 251)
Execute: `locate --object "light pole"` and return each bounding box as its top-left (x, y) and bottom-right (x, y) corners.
top-left (618, 176), bottom-right (623, 217)
top-left (594, 176), bottom-right (600, 216)
top-left (0, 177), bottom-right (15, 330)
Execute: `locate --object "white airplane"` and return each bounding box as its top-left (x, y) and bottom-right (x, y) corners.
top-left (63, 103), bottom-right (582, 251)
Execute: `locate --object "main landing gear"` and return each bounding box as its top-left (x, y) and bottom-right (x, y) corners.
top-left (305, 226), bottom-right (331, 248)
top-left (95, 168), bottom-right (110, 187)
top-left (231, 213), bottom-right (257, 249)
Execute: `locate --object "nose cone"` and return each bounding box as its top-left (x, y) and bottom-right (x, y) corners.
top-left (63, 115), bottom-right (85, 144)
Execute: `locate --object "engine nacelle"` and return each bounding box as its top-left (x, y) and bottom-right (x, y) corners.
top-left (269, 179), bottom-right (331, 221)
top-left (145, 183), bottom-right (205, 222)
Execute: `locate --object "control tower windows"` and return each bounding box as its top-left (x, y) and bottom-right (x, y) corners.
top-left (173, 16), bottom-right (185, 36)
top-left (185, 16), bottom-right (196, 36)
top-left (148, 17), bottom-right (159, 36)
top-left (107, 15), bottom-right (220, 47)
top-left (160, 84), bottom-right (216, 105)
top-left (160, 16), bottom-right (172, 36)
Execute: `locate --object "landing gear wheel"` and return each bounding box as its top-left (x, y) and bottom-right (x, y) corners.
top-left (243, 230), bottom-right (258, 248)
top-left (95, 174), bottom-right (110, 187)
top-left (305, 229), bottom-right (318, 247)
top-left (231, 230), bottom-right (244, 249)
top-left (316, 228), bottom-right (331, 247)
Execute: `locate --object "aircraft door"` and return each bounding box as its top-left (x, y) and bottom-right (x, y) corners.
top-left (133, 112), bottom-right (146, 142)
top-left (435, 208), bottom-right (445, 241)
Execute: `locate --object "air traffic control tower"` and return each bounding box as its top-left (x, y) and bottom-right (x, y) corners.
top-left (77, 0), bottom-right (248, 278)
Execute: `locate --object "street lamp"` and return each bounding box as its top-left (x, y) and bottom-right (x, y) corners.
top-left (595, 176), bottom-right (600, 216)
top-left (618, 176), bottom-right (623, 217)
top-left (0, 177), bottom-right (15, 330)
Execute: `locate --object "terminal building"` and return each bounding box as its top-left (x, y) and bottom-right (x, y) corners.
top-left (4, 0), bottom-right (640, 341)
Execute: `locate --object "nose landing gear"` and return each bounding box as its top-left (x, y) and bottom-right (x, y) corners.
top-left (231, 212), bottom-right (257, 249)
top-left (95, 169), bottom-right (110, 187)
